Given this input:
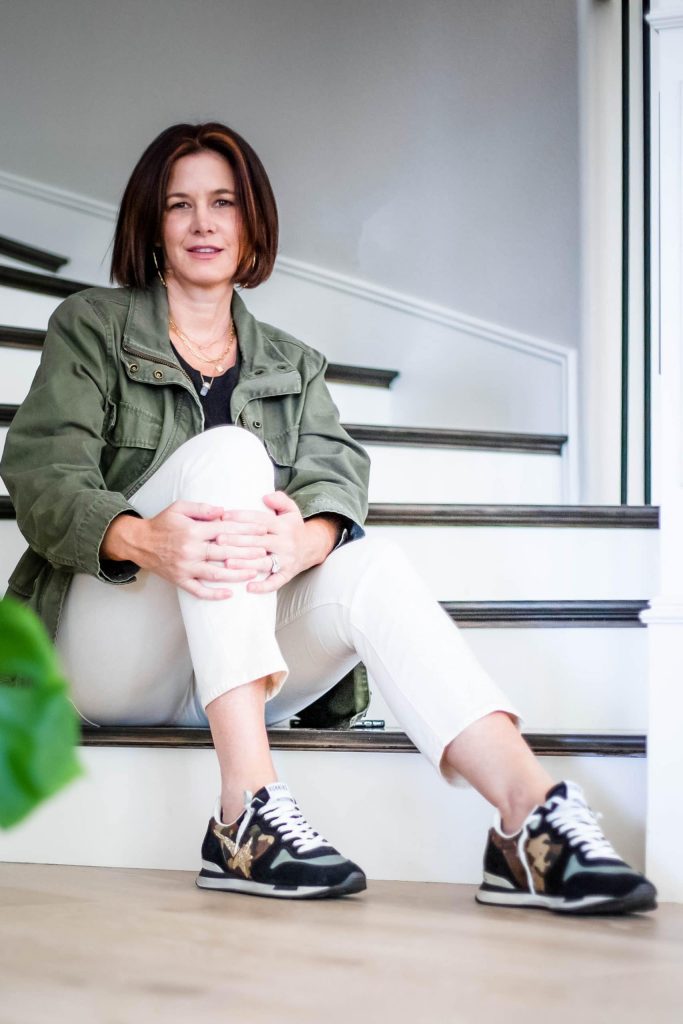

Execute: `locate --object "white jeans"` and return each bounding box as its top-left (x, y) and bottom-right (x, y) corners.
top-left (56, 427), bottom-right (518, 781)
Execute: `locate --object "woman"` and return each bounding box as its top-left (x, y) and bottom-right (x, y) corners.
top-left (1, 122), bottom-right (656, 913)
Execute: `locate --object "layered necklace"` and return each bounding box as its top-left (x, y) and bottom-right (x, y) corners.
top-left (169, 316), bottom-right (236, 397)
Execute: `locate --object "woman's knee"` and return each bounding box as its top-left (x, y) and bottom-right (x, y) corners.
top-left (175, 426), bottom-right (275, 504)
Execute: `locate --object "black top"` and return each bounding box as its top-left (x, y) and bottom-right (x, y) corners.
top-left (172, 343), bottom-right (241, 430)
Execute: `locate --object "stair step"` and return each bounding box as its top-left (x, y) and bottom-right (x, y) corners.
top-left (0, 744), bottom-right (647, 881)
top-left (0, 265), bottom-right (89, 299)
top-left (443, 599), bottom-right (647, 626)
top-left (367, 504), bottom-right (659, 528)
top-left (0, 326), bottom-right (45, 350)
top-left (0, 496), bottom-right (659, 527)
top-left (347, 424), bottom-right (566, 454)
top-left (364, 446), bottom-right (563, 504)
top-left (0, 236), bottom-right (69, 274)
top-left (325, 364), bottom-right (399, 389)
top-left (367, 624), bottom-right (647, 732)
top-left (78, 726), bottom-right (645, 757)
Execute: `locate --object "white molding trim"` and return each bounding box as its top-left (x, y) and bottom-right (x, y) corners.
top-left (274, 256), bottom-right (571, 365)
top-left (0, 169), bottom-right (116, 220)
top-left (273, 256), bottom-right (578, 499)
top-left (0, 167), bottom-right (579, 498)
top-left (647, 14), bottom-right (683, 30)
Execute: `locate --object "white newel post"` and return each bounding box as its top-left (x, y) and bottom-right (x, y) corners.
top-left (642, 3), bottom-right (683, 901)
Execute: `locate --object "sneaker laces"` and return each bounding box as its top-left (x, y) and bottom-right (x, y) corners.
top-left (260, 797), bottom-right (331, 854)
top-left (234, 789), bottom-right (331, 854)
top-left (545, 789), bottom-right (620, 862)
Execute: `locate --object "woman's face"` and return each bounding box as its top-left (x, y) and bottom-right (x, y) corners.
top-left (161, 149), bottom-right (243, 291)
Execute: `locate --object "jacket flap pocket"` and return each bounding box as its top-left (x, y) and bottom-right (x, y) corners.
top-left (105, 402), bottom-right (163, 450)
top-left (263, 427), bottom-right (299, 467)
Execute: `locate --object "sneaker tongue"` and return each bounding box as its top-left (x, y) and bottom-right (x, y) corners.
top-left (256, 782), bottom-right (295, 808)
top-left (544, 780), bottom-right (583, 803)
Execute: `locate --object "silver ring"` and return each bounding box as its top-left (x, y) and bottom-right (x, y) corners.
top-left (270, 554), bottom-right (281, 575)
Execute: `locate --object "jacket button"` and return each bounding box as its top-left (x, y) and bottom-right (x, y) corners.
top-left (129, 363), bottom-right (139, 373)
top-left (252, 420), bottom-right (262, 429)
top-left (153, 370), bottom-right (164, 380)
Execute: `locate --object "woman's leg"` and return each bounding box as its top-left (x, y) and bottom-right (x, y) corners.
top-left (57, 427), bottom-right (287, 818)
top-left (269, 534), bottom-right (551, 829)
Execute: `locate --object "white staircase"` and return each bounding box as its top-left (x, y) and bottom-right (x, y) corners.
top-left (0, 238), bottom-right (656, 883)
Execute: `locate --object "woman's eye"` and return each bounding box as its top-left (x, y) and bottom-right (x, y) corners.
top-left (168, 201), bottom-right (189, 210)
top-left (215, 199), bottom-right (235, 208)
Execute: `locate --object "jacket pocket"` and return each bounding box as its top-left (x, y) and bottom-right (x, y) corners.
top-left (262, 427), bottom-right (299, 467)
top-left (105, 401), bottom-right (163, 450)
top-left (262, 427), bottom-right (298, 491)
top-left (6, 546), bottom-right (47, 598)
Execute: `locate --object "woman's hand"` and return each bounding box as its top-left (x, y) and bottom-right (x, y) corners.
top-left (219, 491), bottom-right (340, 594)
top-left (100, 501), bottom-right (270, 600)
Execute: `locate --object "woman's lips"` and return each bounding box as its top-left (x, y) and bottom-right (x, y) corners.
top-left (187, 247), bottom-right (223, 259)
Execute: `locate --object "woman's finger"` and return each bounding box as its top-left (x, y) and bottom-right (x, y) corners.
top-left (246, 573), bottom-right (285, 595)
top-left (181, 579), bottom-right (234, 600)
top-left (194, 562), bottom-right (257, 583)
top-left (225, 555), bottom-right (274, 573)
top-left (221, 509), bottom-right (277, 527)
top-left (207, 542), bottom-right (267, 561)
top-left (172, 500), bottom-right (226, 521)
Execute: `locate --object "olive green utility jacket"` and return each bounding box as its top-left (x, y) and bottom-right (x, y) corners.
top-left (1, 282), bottom-right (370, 670)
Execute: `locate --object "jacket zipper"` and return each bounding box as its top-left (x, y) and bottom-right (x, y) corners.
top-left (121, 346), bottom-right (205, 498)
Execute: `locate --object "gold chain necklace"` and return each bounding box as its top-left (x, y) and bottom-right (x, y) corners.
top-left (169, 317), bottom-right (236, 396)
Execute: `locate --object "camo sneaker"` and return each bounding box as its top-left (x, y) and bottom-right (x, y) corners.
top-left (475, 780), bottom-right (657, 915)
top-left (196, 782), bottom-right (367, 899)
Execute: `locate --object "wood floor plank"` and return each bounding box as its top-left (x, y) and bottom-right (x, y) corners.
top-left (0, 863), bottom-right (680, 1023)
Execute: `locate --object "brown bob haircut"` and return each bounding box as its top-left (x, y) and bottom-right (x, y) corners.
top-left (111, 122), bottom-right (278, 289)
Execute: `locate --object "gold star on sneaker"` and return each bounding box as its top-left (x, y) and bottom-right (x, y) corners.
top-left (213, 823), bottom-right (274, 879)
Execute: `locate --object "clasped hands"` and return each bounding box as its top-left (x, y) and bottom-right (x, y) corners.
top-left (135, 492), bottom-right (336, 600)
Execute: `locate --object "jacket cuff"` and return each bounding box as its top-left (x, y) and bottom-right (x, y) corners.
top-left (76, 495), bottom-right (143, 583)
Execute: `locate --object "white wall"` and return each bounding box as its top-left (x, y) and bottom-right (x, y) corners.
top-left (0, 0), bottom-right (580, 349)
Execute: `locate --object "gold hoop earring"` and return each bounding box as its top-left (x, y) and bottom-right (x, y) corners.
top-left (153, 248), bottom-right (167, 287)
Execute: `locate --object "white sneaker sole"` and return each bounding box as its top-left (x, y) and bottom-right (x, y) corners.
top-left (196, 861), bottom-right (367, 900)
top-left (476, 881), bottom-right (657, 915)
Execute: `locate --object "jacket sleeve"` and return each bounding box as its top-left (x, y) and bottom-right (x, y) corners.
top-left (0, 293), bottom-right (140, 582)
top-left (286, 353), bottom-right (370, 540)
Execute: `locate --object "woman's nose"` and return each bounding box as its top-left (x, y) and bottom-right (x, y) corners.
top-left (191, 205), bottom-right (215, 234)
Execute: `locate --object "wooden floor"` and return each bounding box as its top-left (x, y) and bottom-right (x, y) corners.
top-left (1, 863), bottom-right (681, 1023)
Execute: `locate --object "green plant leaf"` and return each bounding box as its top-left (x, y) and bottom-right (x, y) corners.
top-left (0, 599), bottom-right (83, 829)
top-left (0, 597), bottom-right (64, 687)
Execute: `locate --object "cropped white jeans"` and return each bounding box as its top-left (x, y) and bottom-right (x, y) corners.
top-left (56, 427), bottom-right (518, 781)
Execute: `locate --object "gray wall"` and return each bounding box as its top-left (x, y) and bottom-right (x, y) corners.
top-left (1, 0), bottom-right (579, 345)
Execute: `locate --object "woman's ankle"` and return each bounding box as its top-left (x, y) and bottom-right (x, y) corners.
top-left (220, 776), bottom-right (279, 823)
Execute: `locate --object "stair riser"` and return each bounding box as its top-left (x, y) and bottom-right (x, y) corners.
top-left (0, 426), bottom-right (563, 505)
top-left (0, 285), bottom-right (61, 330)
top-left (366, 626), bottom-right (647, 732)
top-left (326, 382), bottom-right (393, 425)
top-left (0, 746), bottom-right (646, 882)
top-left (0, 348), bottom-right (40, 405)
top-left (365, 445), bottom-right (563, 504)
top-left (0, 519), bottom-right (658, 601)
top-left (366, 524), bottom-right (658, 600)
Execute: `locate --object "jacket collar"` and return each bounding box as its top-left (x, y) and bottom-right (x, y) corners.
top-left (121, 281), bottom-right (302, 404)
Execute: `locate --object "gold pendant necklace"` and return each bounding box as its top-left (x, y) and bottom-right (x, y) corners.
top-left (169, 317), bottom-right (236, 378)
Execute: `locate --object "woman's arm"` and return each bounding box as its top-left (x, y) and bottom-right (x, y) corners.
top-left (0, 294), bottom-right (141, 582)
top-left (284, 352), bottom-right (370, 537)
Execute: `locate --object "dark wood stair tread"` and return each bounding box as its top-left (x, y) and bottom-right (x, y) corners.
top-left (0, 236), bottom-right (69, 274)
top-left (0, 264), bottom-right (90, 299)
top-left (345, 424), bottom-right (567, 454)
top-left (79, 726), bottom-right (646, 758)
top-left (0, 493), bottom-right (659, 528)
